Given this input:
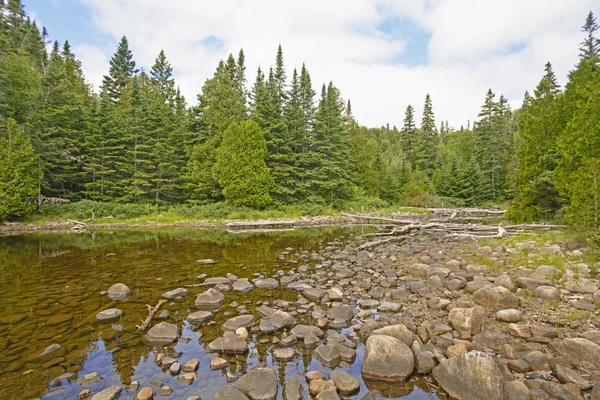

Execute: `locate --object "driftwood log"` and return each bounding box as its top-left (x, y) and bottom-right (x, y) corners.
top-left (136, 299), bottom-right (167, 331)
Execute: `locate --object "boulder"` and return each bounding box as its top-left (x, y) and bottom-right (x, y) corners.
top-left (330, 370), bottom-right (360, 394)
top-left (162, 288), bottom-right (189, 299)
top-left (473, 286), bottom-right (519, 311)
top-left (145, 322), bottom-right (178, 346)
top-left (432, 351), bottom-right (504, 400)
top-left (361, 335), bottom-right (414, 381)
top-left (273, 348), bottom-right (294, 362)
top-left (550, 338), bottom-right (600, 368)
top-left (107, 283), bottom-right (131, 300)
top-left (504, 381), bottom-right (530, 400)
top-left (195, 288), bottom-right (225, 309)
top-left (212, 386), bottom-right (249, 400)
top-left (447, 306), bottom-right (485, 334)
top-left (371, 324), bottom-right (413, 346)
top-left (234, 367), bottom-right (278, 400)
top-left (187, 311), bottom-right (214, 324)
top-left (291, 325), bottom-right (324, 339)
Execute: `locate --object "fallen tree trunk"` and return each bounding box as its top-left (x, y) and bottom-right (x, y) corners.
top-left (136, 299), bottom-right (167, 331)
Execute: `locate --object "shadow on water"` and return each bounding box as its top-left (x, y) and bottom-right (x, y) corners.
top-left (0, 227), bottom-right (442, 399)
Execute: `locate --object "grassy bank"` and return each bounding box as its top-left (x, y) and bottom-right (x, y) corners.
top-left (22, 199), bottom-right (431, 225)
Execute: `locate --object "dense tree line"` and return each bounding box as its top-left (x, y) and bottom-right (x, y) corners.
top-left (0, 1), bottom-right (599, 234)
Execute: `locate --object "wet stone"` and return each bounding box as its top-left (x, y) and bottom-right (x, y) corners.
top-left (210, 357), bottom-right (229, 369)
top-left (145, 322), bottom-right (178, 346)
top-left (186, 311), bottom-right (213, 324)
top-left (76, 371), bottom-right (102, 386)
top-left (95, 308), bottom-right (122, 320)
top-left (91, 386), bottom-right (121, 400)
top-left (107, 283), bottom-right (132, 300)
top-left (162, 288), bottom-right (189, 299)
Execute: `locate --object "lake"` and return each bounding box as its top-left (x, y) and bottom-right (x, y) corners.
top-left (0, 227), bottom-right (442, 400)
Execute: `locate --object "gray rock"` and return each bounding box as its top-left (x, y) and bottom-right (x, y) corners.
top-left (291, 325), bottom-right (324, 338)
top-left (554, 364), bottom-right (591, 389)
top-left (504, 381), bottom-right (530, 400)
top-left (177, 372), bottom-right (196, 385)
top-left (283, 377), bottom-right (305, 400)
top-left (315, 388), bottom-right (340, 400)
top-left (182, 358), bottom-right (199, 372)
top-left (358, 299), bottom-right (380, 309)
top-left (371, 324), bottom-right (413, 346)
top-left (327, 288), bottom-right (344, 301)
top-left (207, 337), bottom-right (248, 354)
top-left (270, 310), bottom-right (295, 329)
top-left (273, 348), bottom-right (294, 361)
top-left (326, 304), bottom-right (354, 321)
top-left (107, 283), bottom-right (131, 300)
top-left (313, 345), bottom-right (340, 368)
top-left (304, 288), bottom-right (326, 301)
top-left (592, 381), bottom-right (600, 400)
top-left (76, 372), bottom-right (102, 386)
top-left (533, 286), bottom-right (561, 302)
top-left (496, 309), bottom-right (523, 323)
top-left (162, 287), bottom-right (189, 299)
top-left (233, 279), bottom-right (254, 292)
top-left (550, 338), bottom-right (600, 368)
top-left (447, 306), bottom-right (485, 334)
top-left (187, 310), bottom-right (214, 324)
top-left (377, 302), bottom-right (401, 312)
top-left (212, 386), bottom-right (249, 399)
top-left (195, 288), bottom-right (225, 309)
top-left (95, 308), bottom-right (123, 320)
top-left (255, 278), bottom-right (279, 289)
top-left (234, 367), bottom-right (278, 400)
top-left (210, 357), bottom-right (229, 369)
top-left (473, 286), bottom-right (519, 310)
top-left (330, 370), bottom-right (360, 394)
top-left (91, 386), bottom-right (122, 400)
top-left (432, 351), bottom-right (504, 400)
top-left (145, 322), bottom-right (178, 346)
top-left (411, 341), bottom-right (436, 374)
top-left (362, 335), bottom-right (414, 381)
top-left (40, 343), bottom-right (61, 356)
top-left (538, 381), bottom-right (578, 400)
top-left (222, 315), bottom-right (255, 331)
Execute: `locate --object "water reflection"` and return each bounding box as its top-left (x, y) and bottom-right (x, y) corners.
top-left (0, 227), bottom-right (440, 399)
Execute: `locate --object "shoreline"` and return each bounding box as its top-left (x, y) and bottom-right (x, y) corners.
top-left (0, 215), bottom-right (388, 236)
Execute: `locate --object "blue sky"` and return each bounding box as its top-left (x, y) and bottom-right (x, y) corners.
top-left (22, 0), bottom-right (594, 128)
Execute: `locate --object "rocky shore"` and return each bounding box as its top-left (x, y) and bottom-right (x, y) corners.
top-left (75, 230), bottom-right (600, 400)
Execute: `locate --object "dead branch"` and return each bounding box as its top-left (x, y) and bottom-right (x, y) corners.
top-left (136, 299), bottom-right (167, 331)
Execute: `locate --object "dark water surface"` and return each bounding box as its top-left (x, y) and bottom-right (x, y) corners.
top-left (0, 227), bottom-right (441, 399)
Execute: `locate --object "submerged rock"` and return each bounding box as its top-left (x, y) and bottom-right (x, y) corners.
top-left (107, 283), bottom-right (132, 300)
top-left (95, 308), bottom-right (122, 320)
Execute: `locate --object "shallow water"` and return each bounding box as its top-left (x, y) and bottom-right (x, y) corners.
top-left (0, 227), bottom-right (442, 399)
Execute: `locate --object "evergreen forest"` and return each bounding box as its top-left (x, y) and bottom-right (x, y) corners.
top-left (1, 1), bottom-right (599, 237)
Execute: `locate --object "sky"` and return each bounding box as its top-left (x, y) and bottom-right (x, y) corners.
top-left (25, 0), bottom-right (599, 129)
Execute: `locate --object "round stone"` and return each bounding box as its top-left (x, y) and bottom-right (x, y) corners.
top-left (273, 348), bottom-right (294, 361)
top-left (95, 308), bottom-right (123, 320)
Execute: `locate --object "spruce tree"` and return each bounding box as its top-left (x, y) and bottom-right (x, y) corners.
top-left (150, 49), bottom-right (175, 101)
top-left (413, 94), bottom-right (438, 175)
top-left (213, 121), bottom-right (273, 208)
top-left (401, 104), bottom-right (416, 165)
top-left (0, 118), bottom-right (42, 220)
top-left (102, 36), bottom-right (137, 102)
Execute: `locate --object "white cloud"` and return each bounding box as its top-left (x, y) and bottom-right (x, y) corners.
top-left (74, 0), bottom-right (596, 128)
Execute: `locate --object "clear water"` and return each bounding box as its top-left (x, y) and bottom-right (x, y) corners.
top-left (0, 227), bottom-right (441, 399)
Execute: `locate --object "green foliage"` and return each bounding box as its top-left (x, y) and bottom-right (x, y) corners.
top-left (213, 121), bottom-right (273, 208)
top-left (0, 118), bottom-right (42, 220)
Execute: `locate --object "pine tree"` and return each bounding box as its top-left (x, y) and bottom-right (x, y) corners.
top-left (0, 118), bottom-right (42, 220)
top-left (213, 121), bottom-right (273, 208)
top-left (102, 36), bottom-right (137, 102)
